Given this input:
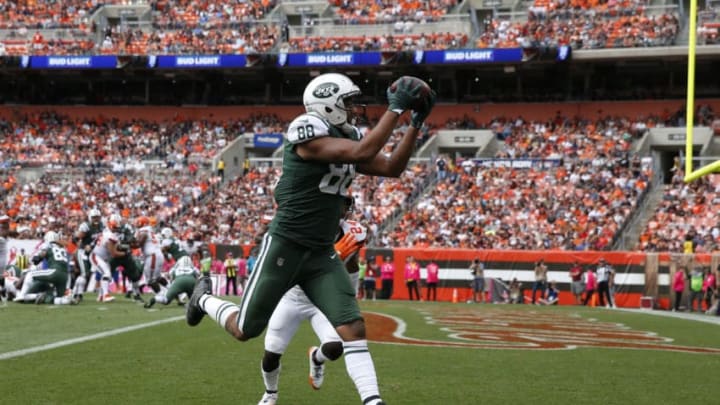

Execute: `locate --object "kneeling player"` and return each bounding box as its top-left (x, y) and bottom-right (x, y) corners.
top-left (14, 231), bottom-right (77, 305)
top-left (144, 256), bottom-right (198, 308)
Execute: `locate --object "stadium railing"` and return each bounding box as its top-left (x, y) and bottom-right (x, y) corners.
top-left (286, 14), bottom-right (472, 39)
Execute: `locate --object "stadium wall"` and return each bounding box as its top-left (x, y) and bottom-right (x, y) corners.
top-left (360, 249), bottom-right (720, 309)
top-left (3, 99), bottom-right (720, 126)
top-left (206, 243), bottom-right (719, 309)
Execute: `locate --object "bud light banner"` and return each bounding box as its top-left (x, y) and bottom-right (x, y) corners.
top-left (27, 55), bottom-right (118, 69)
top-left (253, 133), bottom-right (283, 149)
top-left (151, 55), bottom-right (247, 68)
top-left (282, 52), bottom-right (382, 67)
top-left (420, 48), bottom-right (524, 64)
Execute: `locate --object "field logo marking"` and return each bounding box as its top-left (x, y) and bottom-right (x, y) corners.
top-left (364, 310), bottom-right (720, 354)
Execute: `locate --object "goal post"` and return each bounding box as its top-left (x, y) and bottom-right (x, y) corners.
top-left (683, 0), bottom-right (720, 182)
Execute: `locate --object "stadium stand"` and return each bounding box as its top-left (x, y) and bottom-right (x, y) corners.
top-left (1, 98), bottom-right (718, 251)
top-left (376, 113), bottom-right (655, 250)
top-left (331, 0), bottom-right (460, 25)
top-left (638, 169), bottom-right (720, 252)
top-left (0, 0), bottom-right (686, 56)
top-left (0, 166), bottom-right (220, 241)
top-left (380, 157), bottom-right (651, 250)
top-left (480, 1), bottom-right (680, 49)
top-left (0, 110), bottom-right (286, 165)
top-left (172, 165), bottom-right (280, 244)
top-left (699, 2), bottom-right (720, 45)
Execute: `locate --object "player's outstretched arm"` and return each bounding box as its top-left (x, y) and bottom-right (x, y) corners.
top-left (359, 78), bottom-right (436, 177)
top-left (296, 110), bottom-right (401, 163)
top-left (357, 124), bottom-right (418, 177)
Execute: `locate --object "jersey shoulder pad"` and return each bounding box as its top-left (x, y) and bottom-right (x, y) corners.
top-left (340, 220), bottom-right (368, 243)
top-left (286, 113), bottom-right (330, 144)
top-left (78, 222), bottom-right (90, 233)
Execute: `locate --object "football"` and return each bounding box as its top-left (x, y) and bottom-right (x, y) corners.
top-left (388, 76), bottom-right (433, 111)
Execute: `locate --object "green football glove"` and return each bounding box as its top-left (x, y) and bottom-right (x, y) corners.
top-left (410, 89), bottom-right (437, 129)
top-left (386, 76), bottom-right (423, 114)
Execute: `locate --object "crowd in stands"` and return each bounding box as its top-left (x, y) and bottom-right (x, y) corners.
top-left (4, 107), bottom-right (720, 253)
top-left (479, 13), bottom-right (679, 50)
top-left (0, 0), bottom-right (685, 55)
top-left (0, 0), bottom-right (102, 30)
top-left (286, 31), bottom-right (468, 53)
top-left (173, 165), bottom-right (279, 245)
top-left (377, 114), bottom-right (655, 250)
top-left (380, 154), bottom-right (651, 250)
top-left (331, 0), bottom-right (459, 25)
top-left (699, 5), bottom-right (720, 45)
top-left (0, 110), bottom-right (286, 166)
top-left (102, 24), bottom-right (279, 55)
top-left (1, 166), bottom-right (219, 241)
top-left (639, 165), bottom-right (720, 252)
top-left (150, 0), bottom-right (277, 30)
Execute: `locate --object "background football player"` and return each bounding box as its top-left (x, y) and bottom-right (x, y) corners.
top-left (72, 208), bottom-right (104, 299)
top-left (15, 231), bottom-right (77, 305)
top-left (90, 214), bottom-right (128, 302)
top-left (144, 256), bottom-right (199, 308)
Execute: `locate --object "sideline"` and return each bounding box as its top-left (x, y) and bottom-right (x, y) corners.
top-left (615, 308), bottom-right (720, 326)
top-left (0, 316), bottom-right (184, 360)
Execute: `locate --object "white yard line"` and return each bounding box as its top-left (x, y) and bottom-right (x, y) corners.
top-left (0, 316), bottom-right (184, 360)
top-left (614, 308), bottom-right (720, 325)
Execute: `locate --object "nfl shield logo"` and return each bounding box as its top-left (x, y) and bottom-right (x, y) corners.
top-left (414, 50), bottom-right (424, 64)
top-left (278, 53), bottom-right (287, 67)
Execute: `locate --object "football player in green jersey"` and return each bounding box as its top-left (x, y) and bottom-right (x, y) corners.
top-left (144, 256), bottom-right (199, 308)
top-left (15, 231), bottom-right (77, 305)
top-left (161, 227), bottom-right (189, 262)
top-left (186, 74), bottom-right (435, 405)
top-left (72, 208), bottom-right (104, 299)
top-left (110, 218), bottom-right (144, 301)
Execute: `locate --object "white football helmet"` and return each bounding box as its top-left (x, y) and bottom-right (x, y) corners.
top-left (303, 73), bottom-right (361, 126)
top-left (108, 214), bottom-right (123, 231)
top-left (177, 256), bottom-right (193, 268)
top-left (88, 208), bottom-right (101, 224)
top-left (44, 230), bottom-right (60, 244)
top-left (161, 227), bottom-right (173, 239)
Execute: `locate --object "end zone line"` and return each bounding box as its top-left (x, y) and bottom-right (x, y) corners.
top-left (0, 316), bottom-right (184, 360)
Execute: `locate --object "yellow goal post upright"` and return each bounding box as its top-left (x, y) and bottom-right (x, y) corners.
top-left (684, 0), bottom-right (720, 182)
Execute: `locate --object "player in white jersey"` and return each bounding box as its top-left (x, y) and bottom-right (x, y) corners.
top-left (258, 199), bottom-right (368, 405)
top-left (90, 214), bottom-right (127, 302)
top-left (134, 216), bottom-right (166, 296)
top-left (0, 264), bottom-right (21, 303)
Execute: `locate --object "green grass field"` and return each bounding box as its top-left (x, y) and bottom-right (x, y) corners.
top-left (1, 297), bottom-right (719, 405)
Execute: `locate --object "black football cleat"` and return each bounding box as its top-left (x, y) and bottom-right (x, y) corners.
top-left (186, 276), bottom-right (212, 326)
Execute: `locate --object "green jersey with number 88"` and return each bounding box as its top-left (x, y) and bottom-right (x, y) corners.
top-left (270, 112), bottom-right (361, 249)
